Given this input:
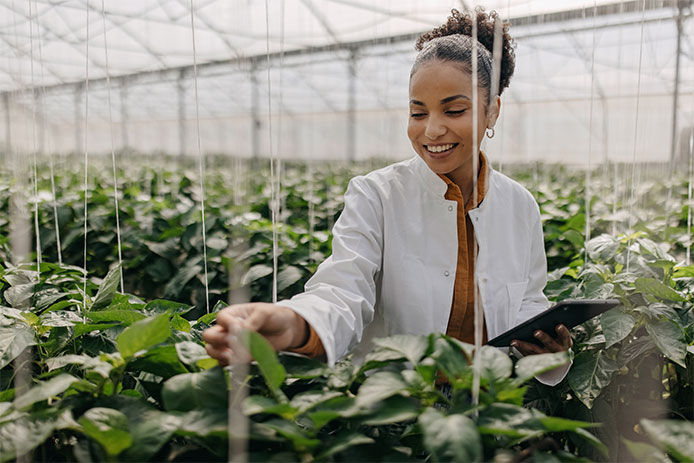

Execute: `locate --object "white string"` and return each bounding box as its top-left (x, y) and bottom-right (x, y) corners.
top-left (189, 0), bottom-right (210, 314)
top-left (265, 0), bottom-right (278, 304)
top-left (82, 2), bottom-right (90, 318)
top-left (584, 0), bottom-right (598, 264)
top-left (471, 12), bottom-right (482, 410)
top-left (101, 0), bottom-right (124, 293)
top-left (28, 0), bottom-right (41, 274)
top-left (34, 0), bottom-right (62, 266)
top-left (625, 0), bottom-right (647, 274)
top-left (687, 131), bottom-right (693, 265)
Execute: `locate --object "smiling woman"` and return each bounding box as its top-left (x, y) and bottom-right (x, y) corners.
top-left (203, 7), bottom-right (572, 385)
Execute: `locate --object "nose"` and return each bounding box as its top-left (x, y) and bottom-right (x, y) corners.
top-left (424, 114), bottom-right (446, 139)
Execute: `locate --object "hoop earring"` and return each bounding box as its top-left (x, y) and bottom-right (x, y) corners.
top-left (485, 127), bottom-right (495, 139)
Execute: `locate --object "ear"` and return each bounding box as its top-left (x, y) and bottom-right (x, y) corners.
top-left (487, 95), bottom-right (501, 128)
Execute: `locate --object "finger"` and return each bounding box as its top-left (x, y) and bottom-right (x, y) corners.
top-left (511, 339), bottom-right (547, 356)
top-left (555, 324), bottom-right (573, 349)
top-left (205, 343), bottom-right (232, 366)
top-left (202, 325), bottom-right (228, 345)
top-left (216, 307), bottom-right (251, 332)
top-left (533, 330), bottom-right (563, 353)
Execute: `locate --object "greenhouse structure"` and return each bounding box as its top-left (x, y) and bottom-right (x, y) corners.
top-left (0, 0), bottom-right (693, 461)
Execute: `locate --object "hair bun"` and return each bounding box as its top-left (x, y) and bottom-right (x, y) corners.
top-left (416, 8), bottom-right (516, 94)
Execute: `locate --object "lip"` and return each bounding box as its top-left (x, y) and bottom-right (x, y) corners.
top-left (424, 143), bottom-right (458, 159)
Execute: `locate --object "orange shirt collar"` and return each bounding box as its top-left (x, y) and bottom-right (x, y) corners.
top-left (437, 151), bottom-right (489, 211)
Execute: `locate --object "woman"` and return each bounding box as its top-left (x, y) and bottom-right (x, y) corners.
top-left (204, 8), bottom-right (572, 385)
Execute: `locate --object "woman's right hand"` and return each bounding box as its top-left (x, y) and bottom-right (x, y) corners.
top-left (202, 303), bottom-right (309, 365)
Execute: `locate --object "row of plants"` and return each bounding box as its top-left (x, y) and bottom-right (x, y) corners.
top-left (0, 155), bottom-right (692, 460)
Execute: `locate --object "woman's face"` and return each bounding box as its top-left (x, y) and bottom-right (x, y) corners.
top-left (407, 60), bottom-right (499, 185)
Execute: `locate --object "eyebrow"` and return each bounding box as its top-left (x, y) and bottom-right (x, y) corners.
top-left (409, 94), bottom-right (471, 106)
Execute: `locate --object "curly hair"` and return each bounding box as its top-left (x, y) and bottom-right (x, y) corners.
top-left (413, 8), bottom-right (516, 99)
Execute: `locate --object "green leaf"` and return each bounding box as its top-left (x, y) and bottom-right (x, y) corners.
top-left (175, 341), bottom-right (209, 367)
top-left (645, 320), bottom-right (687, 367)
top-left (173, 408), bottom-right (227, 437)
top-left (537, 416), bottom-right (596, 432)
top-left (478, 403), bottom-right (540, 438)
top-left (514, 351), bottom-right (570, 385)
top-left (315, 431), bottom-right (374, 460)
top-left (568, 350), bottom-right (619, 409)
top-left (4, 283), bottom-right (34, 309)
top-left (143, 299), bottom-right (194, 316)
top-left (163, 264), bottom-right (202, 299)
top-left (161, 367), bottom-right (227, 412)
top-left (634, 277), bottom-right (685, 302)
top-left (419, 408), bottom-right (482, 462)
top-left (0, 411), bottom-right (59, 463)
top-left (478, 345), bottom-right (513, 385)
top-left (430, 337), bottom-right (471, 380)
top-left (640, 419), bottom-right (694, 463)
top-left (0, 324), bottom-right (36, 369)
top-left (116, 313), bottom-right (171, 359)
top-left (372, 334), bottom-right (430, 364)
top-left (601, 308), bottom-right (635, 349)
top-left (586, 235), bottom-right (619, 263)
top-left (673, 265), bottom-right (694, 278)
top-left (128, 345), bottom-right (188, 379)
top-left (242, 395), bottom-right (295, 417)
top-left (355, 371), bottom-right (409, 410)
top-left (78, 407), bottom-right (132, 456)
top-left (622, 438), bottom-right (670, 462)
top-left (248, 331), bottom-right (286, 394)
top-left (241, 264), bottom-right (273, 286)
top-left (91, 265), bottom-right (121, 310)
top-left (360, 395), bottom-right (419, 425)
top-left (260, 418), bottom-right (321, 452)
top-left (14, 374), bottom-right (79, 410)
top-left (277, 266), bottom-right (303, 292)
top-left (86, 310), bottom-right (146, 325)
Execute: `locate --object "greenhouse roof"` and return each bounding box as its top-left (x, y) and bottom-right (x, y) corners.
top-left (0, 0), bottom-right (687, 91)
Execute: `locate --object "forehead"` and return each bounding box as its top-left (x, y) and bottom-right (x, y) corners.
top-left (409, 60), bottom-right (473, 98)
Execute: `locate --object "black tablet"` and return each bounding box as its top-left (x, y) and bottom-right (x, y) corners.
top-left (486, 299), bottom-right (621, 348)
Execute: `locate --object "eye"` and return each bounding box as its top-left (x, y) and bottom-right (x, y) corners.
top-left (409, 112), bottom-right (427, 119)
top-left (446, 109), bottom-right (466, 116)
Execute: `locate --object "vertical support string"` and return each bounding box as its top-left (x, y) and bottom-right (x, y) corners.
top-left (34, 0), bottom-right (62, 266)
top-left (101, 0), bottom-right (124, 292)
top-left (28, 0), bottom-right (41, 274)
top-left (687, 132), bottom-right (693, 266)
top-left (265, 0), bottom-right (279, 304)
top-left (625, 0), bottom-right (647, 274)
top-left (189, 0), bottom-right (210, 314)
top-left (584, 0), bottom-right (598, 263)
top-left (471, 11), bottom-right (482, 410)
top-left (82, 2), bottom-right (90, 318)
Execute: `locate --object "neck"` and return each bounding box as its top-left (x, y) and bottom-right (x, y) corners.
top-left (446, 152), bottom-right (482, 200)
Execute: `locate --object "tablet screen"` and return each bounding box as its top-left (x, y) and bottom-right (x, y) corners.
top-left (486, 299), bottom-right (621, 347)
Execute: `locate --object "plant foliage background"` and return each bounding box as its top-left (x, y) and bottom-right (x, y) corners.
top-left (0, 155), bottom-right (693, 461)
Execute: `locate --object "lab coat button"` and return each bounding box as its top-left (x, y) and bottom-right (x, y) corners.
top-left (444, 270), bottom-right (450, 277)
top-left (448, 205), bottom-right (454, 212)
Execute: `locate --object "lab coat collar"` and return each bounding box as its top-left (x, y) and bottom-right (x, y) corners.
top-left (412, 152), bottom-right (493, 205)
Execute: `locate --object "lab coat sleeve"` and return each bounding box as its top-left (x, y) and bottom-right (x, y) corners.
top-left (514, 198), bottom-right (571, 387)
top-left (276, 176), bottom-right (383, 366)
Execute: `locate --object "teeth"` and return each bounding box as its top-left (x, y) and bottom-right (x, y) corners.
top-left (426, 143), bottom-right (454, 153)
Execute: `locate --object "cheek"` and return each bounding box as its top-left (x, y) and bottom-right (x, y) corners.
top-left (406, 120), bottom-right (418, 143)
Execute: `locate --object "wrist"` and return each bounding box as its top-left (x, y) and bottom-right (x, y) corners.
top-left (288, 310), bottom-right (310, 349)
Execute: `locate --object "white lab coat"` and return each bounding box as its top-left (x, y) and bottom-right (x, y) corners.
top-left (278, 155), bottom-right (569, 385)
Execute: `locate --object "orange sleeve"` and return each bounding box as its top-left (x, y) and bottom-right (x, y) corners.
top-left (289, 322), bottom-right (326, 358)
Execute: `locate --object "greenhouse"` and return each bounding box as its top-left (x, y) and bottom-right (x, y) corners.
top-left (0, 0), bottom-right (693, 461)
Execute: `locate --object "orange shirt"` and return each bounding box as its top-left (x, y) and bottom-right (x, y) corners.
top-left (291, 153), bottom-right (489, 357)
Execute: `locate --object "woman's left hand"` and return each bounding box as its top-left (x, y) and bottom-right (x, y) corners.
top-left (511, 324), bottom-right (573, 355)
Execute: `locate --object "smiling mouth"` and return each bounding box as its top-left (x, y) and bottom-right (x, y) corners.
top-left (424, 143), bottom-right (458, 154)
